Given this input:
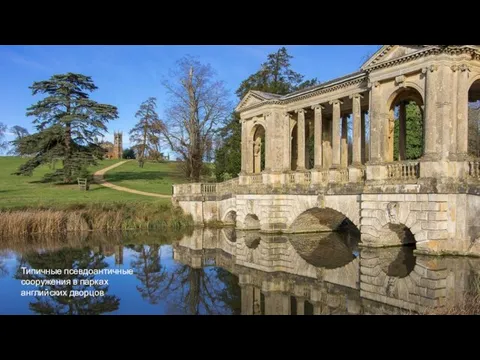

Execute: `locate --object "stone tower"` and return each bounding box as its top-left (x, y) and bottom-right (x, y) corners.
top-left (113, 131), bottom-right (123, 159)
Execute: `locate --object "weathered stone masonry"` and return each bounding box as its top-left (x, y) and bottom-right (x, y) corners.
top-left (173, 45), bottom-right (480, 257)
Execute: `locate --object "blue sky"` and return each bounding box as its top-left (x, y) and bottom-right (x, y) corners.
top-left (0, 45), bottom-right (380, 151)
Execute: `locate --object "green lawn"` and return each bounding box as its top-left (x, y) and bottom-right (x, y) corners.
top-left (104, 160), bottom-right (187, 195)
top-left (0, 157), bottom-right (166, 209)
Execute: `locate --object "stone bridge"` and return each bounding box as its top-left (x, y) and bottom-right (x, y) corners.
top-left (172, 45), bottom-right (480, 256)
top-left (173, 228), bottom-right (480, 315)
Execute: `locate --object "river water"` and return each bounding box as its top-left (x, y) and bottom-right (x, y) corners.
top-left (0, 227), bottom-right (479, 315)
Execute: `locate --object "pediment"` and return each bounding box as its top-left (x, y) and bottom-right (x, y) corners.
top-left (235, 91), bottom-right (268, 112)
top-left (361, 45), bottom-right (430, 70)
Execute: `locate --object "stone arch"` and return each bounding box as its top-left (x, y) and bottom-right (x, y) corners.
top-left (468, 73), bottom-right (480, 89)
top-left (468, 78), bottom-right (480, 157)
top-left (385, 86), bottom-right (425, 162)
top-left (244, 213), bottom-right (261, 230)
top-left (360, 200), bottom-right (433, 248)
top-left (287, 207), bottom-right (358, 233)
top-left (288, 232), bottom-right (358, 269)
top-left (221, 227), bottom-right (237, 243)
top-left (359, 246), bottom-right (445, 313)
top-left (222, 209), bottom-right (237, 225)
top-left (249, 123), bottom-right (266, 173)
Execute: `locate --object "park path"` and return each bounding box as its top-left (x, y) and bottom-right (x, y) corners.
top-left (93, 160), bottom-right (172, 198)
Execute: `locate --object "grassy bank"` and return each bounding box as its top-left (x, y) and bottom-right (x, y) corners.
top-left (0, 202), bottom-right (194, 238)
top-left (104, 160), bottom-right (185, 195)
top-left (0, 156), bottom-right (166, 209)
top-left (103, 159), bottom-right (215, 194)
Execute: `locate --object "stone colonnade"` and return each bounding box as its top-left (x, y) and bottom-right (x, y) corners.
top-left (237, 46), bottom-right (480, 184)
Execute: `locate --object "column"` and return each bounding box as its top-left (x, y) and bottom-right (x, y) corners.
top-left (240, 285), bottom-right (254, 315)
top-left (329, 99), bottom-right (343, 167)
top-left (240, 118), bottom-right (247, 174)
top-left (350, 93), bottom-right (364, 166)
top-left (253, 287), bottom-right (262, 315)
top-left (323, 118), bottom-right (332, 168)
top-left (295, 108), bottom-right (306, 170)
top-left (456, 64), bottom-right (470, 157)
top-left (361, 111), bottom-right (367, 163)
top-left (368, 82), bottom-right (382, 162)
top-left (312, 104), bottom-right (324, 168)
top-left (283, 112), bottom-right (292, 171)
top-left (399, 100), bottom-right (407, 160)
top-left (341, 115), bottom-right (348, 167)
top-left (297, 297), bottom-right (305, 315)
top-left (422, 65), bottom-right (438, 158)
top-left (264, 112), bottom-right (271, 171)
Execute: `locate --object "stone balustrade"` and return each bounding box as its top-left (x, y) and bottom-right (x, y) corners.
top-left (173, 168), bottom-right (358, 197)
top-left (386, 161), bottom-right (419, 181)
top-left (201, 183), bottom-right (217, 194)
top-left (469, 161), bottom-right (480, 179)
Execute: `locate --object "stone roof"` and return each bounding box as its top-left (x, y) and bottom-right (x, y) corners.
top-left (250, 90), bottom-right (282, 100)
top-left (280, 70), bottom-right (366, 100)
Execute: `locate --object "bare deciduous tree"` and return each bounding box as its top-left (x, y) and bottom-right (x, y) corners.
top-left (161, 56), bottom-right (231, 181)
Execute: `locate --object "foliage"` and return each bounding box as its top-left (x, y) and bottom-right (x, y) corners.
top-left (235, 47), bottom-right (318, 100)
top-left (214, 47), bottom-right (319, 181)
top-left (122, 147), bottom-right (135, 159)
top-left (15, 247), bottom-right (120, 315)
top-left (129, 97), bottom-right (165, 168)
top-left (393, 102), bottom-right (424, 160)
top-left (13, 73), bottom-right (118, 183)
top-left (0, 202), bottom-right (194, 238)
top-left (214, 113), bottom-right (242, 181)
top-left (130, 245), bottom-right (168, 304)
top-left (0, 122), bottom-right (6, 152)
top-left (7, 125), bottom-right (29, 155)
top-left (161, 55), bottom-right (231, 182)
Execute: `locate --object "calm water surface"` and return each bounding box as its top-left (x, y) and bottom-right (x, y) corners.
top-left (0, 227), bottom-right (479, 315)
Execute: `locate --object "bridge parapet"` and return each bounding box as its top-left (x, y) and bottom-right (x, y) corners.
top-left (386, 161), bottom-right (420, 182)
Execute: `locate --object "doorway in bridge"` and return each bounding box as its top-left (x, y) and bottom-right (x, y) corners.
top-left (388, 87), bottom-right (424, 161)
top-left (252, 124), bottom-right (265, 173)
top-left (468, 79), bottom-right (480, 157)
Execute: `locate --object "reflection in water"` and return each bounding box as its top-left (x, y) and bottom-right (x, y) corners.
top-left (15, 247), bottom-right (120, 315)
top-left (0, 228), bottom-right (479, 315)
top-left (129, 245), bottom-right (167, 305)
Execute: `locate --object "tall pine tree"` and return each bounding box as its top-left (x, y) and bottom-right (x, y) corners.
top-left (14, 73), bottom-right (118, 183)
top-left (129, 97), bottom-right (165, 167)
top-left (214, 47), bottom-right (318, 181)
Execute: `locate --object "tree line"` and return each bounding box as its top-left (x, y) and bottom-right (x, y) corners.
top-left (3, 47), bottom-right (433, 185)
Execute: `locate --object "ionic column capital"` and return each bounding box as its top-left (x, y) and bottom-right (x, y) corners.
top-left (459, 64), bottom-right (471, 72)
top-left (349, 93), bottom-right (364, 100)
top-left (295, 108), bottom-right (307, 115)
top-left (311, 104), bottom-right (325, 111)
top-left (367, 81), bottom-right (380, 89)
top-left (422, 64), bottom-right (438, 74)
top-left (329, 99), bottom-right (344, 106)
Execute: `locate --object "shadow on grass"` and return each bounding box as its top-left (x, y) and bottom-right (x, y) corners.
top-left (106, 171), bottom-right (184, 183)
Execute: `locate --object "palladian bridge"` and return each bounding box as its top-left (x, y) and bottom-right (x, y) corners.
top-left (172, 45), bottom-right (480, 256)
